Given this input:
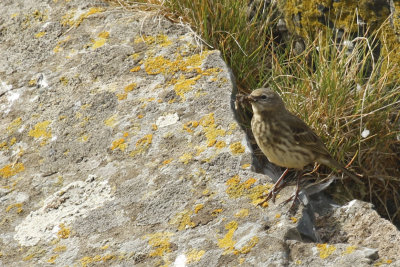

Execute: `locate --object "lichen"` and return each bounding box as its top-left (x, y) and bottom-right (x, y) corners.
top-left (57, 223), bottom-right (70, 239)
top-left (91, 31), bottom-right (109, 49)
top-left (199, 113), bottom-right (226, 147)
top-left (229, 142), bottom-right (245, 155)
top-left (186, 249), bottom-right (205, 263)
top-left (316, 243), bottom-right (336, 259)
top-left (0, 163), bottom-right (25, 178)
top-left (218, 221), bottom-right (238, 253)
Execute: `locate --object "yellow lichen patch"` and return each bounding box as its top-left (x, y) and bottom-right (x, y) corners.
top-left (57, 223), bottom-right (70, 239)
top-left (211, 208), bottom-right (223, 216)
top-left (137, 114), bottom-right (144, 119)
top-left (124, 83), bottom-right (136, 92)
top-left (290, 217), bottom-right (298, 223)
top-left (0, 163), bottom-right (25, 178)
top-left (316, 244), bottom-right (336, 259)
top-left (152, 124), bottom-right (158, 131)
top-left (241, 163), bottom-right (250, 169)
top-left (47, 254), bottom-right (59, 264)
top-left (215, 141), bottom-right (226, 149)
top-left (130, 134), bottom-right (153, 157)
top-left (226, 175), bottom-right (271, 206)
top-left (63, 7), bottom-right (104, 28)
top-left (92, 31), bottom-right (109, 49)
top-left (234, 209), bottom-right (249, 218)
top-left (144, 232), bottom-right (173, 258)
top-left (173, 74), bottom-right (201, 99)
top-left (233, 236), bottom-right (259, 255)
top-left (179, 153), bottom-right (192, 164)
top-left (78, 134), bottom-right (89, 142)
top-left (275, 213), bottom-right (281, 219)
top-left (134, 34), bottom-right (172, 47)
top-left (116, 93), bottom-right (127, 100)
top-left (130, 66), bottom-right (141, 72)
top-left (5, 203), bottom-right (23, 213)
top-left (343, 245), bottom-right (357, 255)
top-left (59, 76), bottom-right (68, 85)
top-left (53, 35), bottom-right (71, 53)
top-left (101, 244), bottom-right (109, 250)
top-left (183, 121), bottom-right (199, 133)
top-left (28, 120), bottom-right (52, 139)
top-left (199, 113), bottom-right (226, 147)
top-left (194, 204), bottom-right (204, 214)
top-left (186, 249), bottom-right (205, 264)
top-left (161, 158), bottom-right (173, 165)
top-left (35, 31), bottom-right (46, 38)
top-left (229, 142), bottom-right (245, 155)
top-left (218, 221), bottom-right (238, 253)
top-left (169, 209), bottom-right (196, 230)
top-left (111, 138), bottom-right (127, 151)
top-left (53, 245), bottom-right (67, 253)
top-left (7, 117), bottom-right (22, 132)
top-left (79, 254), bottom-right (117, 267)
top-left (104, 115), bottom-right (118, 127)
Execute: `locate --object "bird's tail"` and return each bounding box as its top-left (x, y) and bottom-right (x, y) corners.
top-left (325, 158), bottom-right (363, 184)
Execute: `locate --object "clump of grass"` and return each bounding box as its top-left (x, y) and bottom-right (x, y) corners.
top-left (109, 0), bottom-right (400, 223)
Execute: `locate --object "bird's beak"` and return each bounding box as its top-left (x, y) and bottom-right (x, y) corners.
top-left (245, 95), bottom-right (256, 102)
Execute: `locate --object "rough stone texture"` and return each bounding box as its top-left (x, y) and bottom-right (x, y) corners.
top-left (0, 0), bottom-right (399, 266)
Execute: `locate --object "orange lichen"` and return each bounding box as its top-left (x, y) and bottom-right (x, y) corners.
top-left (169, 209), bottom-right (196, 230)
top-left (290, 217), bottom-right (298, 223)
top-left (234, 209), bottom-right (249, 218)
top-left (0, 163), bottom-right (25, 178)
top-left (111, 138), bottom-right (127, 151)
top-left (183, 121), bottom-right (199, 133)
top-left (215, 140), bottom-right (226, 149)
top-left (229, 142), bottom-right (245, 155)
top-left (186, 249), bottom-right (205, 263)
top-left (53, 245), bottom-right (67, 253)
top-left (130, 66), bottom-right (141, 72)
top-left (144, 232), bottom-right (173, 258)
top-left (92, 31), bottom-right (109, 49)
top-left (35, 31), bottom-right (46, 38)
top-left (275, 213), bottom-right (281, 219)
top-left (343, 245), bottom-right (357, 255)
top-left (47, 254), bottom-right (59, 264)
top-left (104, 115), bottom-right (117, 127)
top-left (199, 113), bottom-right (226, 147)
top-left (194, 204), bottom-right (204, 214)
top-left (218, 221), bottom-right (238, 253)
top-left (179, 153), bottom-right (192, 164)
top-left (130, 134), bottom-right (153, 157)
top-left (57, 223), bottom-right (70, 239)
top-left (233, 236), bottom-right (259, 255)
top-left (124, 83), bottom-right (136, 92)
top-left (5, 203), bottom-right (23, 213)
top-left (316, 243), bottom-right (336, 259)
top-left (225, 175), bottom-right (271, 206)
top-left (28, 121), bottom-right (52, 139)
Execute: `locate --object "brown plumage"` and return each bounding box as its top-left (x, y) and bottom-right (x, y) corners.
top-left (242, 88), bottom-right (361, 205)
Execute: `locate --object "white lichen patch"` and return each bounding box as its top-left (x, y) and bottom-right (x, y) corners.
top-left (156, 113), bottom-right (179, 128)
top-left (14, 175), bottom-right (113, 246)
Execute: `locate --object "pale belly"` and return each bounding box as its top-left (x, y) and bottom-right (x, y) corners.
top-left (252, 116), bottom-right (313, 169)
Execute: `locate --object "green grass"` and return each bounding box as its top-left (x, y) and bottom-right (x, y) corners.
top-left (109, 0), bottom-right (400, 223)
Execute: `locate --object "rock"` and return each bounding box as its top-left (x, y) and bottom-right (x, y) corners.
top-left (0, 0), bottom-right (399, 266)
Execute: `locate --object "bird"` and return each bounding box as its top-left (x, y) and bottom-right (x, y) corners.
top-left (240, 88), bottom-right (361, 207)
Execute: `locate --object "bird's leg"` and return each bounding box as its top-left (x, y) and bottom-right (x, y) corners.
top-left (258, 168), bottom-right (289, 206)
top-left (282, 172), bottom-right (302, 210)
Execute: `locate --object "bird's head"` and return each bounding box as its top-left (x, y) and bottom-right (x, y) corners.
top-left (246, 88), bottom-right (286, 113)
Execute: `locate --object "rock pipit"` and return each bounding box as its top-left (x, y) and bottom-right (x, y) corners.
top-left (238, 88), bottom-right (361, 207)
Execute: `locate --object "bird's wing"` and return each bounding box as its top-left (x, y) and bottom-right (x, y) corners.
top-left (283, 112), bottom-right (331, 156)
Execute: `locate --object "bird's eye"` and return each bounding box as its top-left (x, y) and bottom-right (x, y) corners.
top-left (261, 95), bottom-right (267, 100)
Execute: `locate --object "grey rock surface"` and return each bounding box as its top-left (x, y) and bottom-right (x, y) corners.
top-left (0, 0), bottom-right (399, 266)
